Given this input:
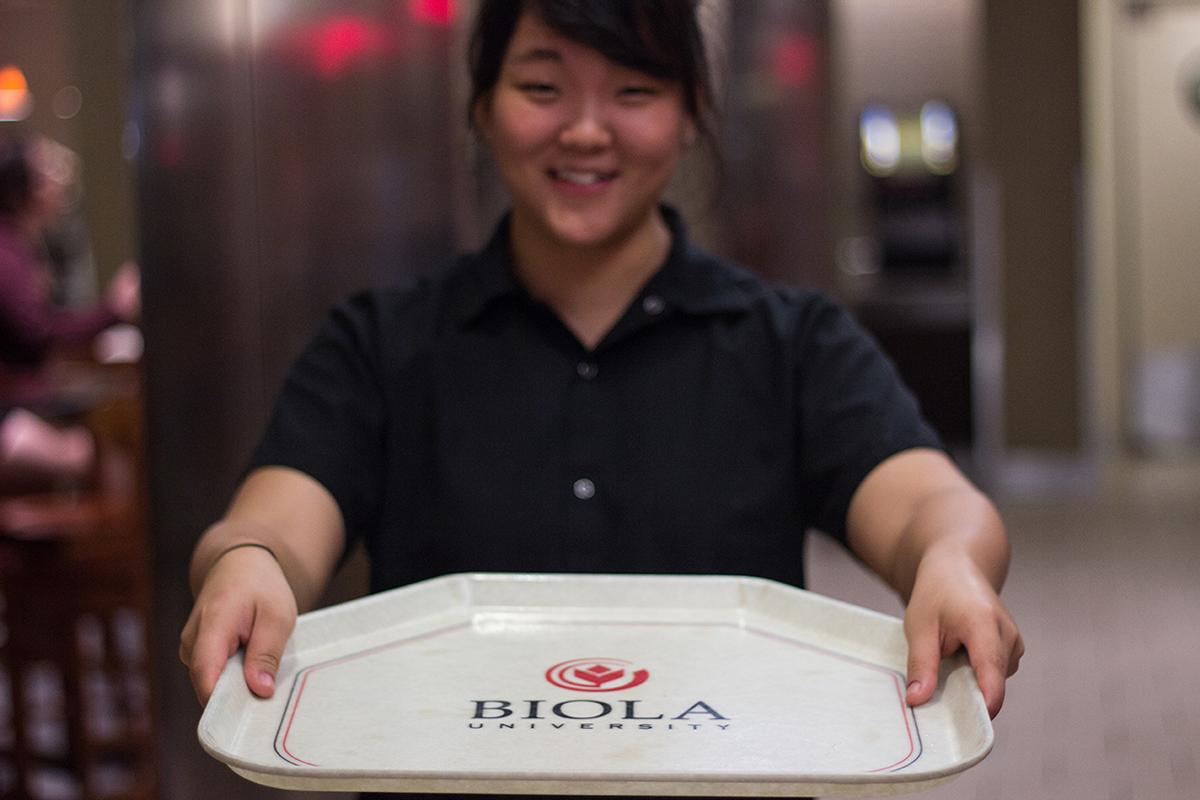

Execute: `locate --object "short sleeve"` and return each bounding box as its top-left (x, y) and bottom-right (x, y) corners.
top-left (248, 292), bottom-right (386, 549)
top-left (793, 294), bottom-right (943, 541)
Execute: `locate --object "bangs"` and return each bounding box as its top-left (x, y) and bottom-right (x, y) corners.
top-left (530, 0), bottom-right (691, 83)
top-left (468, 0), bottom-right (712, 132)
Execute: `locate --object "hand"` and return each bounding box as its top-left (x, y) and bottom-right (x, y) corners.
top-left (179, 545), bottom-right (298, 706)
top-left (902, 548), bottom-right (1024, 718)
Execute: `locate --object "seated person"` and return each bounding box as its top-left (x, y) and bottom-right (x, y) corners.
top-left (0, 134), bottom-right (138, 372)
top-left (1, 135), bottom-right (139, 494)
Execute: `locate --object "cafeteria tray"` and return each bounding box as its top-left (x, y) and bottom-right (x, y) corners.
top-left (199, 573), bottom-right (992, 795)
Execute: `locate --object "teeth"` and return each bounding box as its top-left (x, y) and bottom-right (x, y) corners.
top-left (556, 170), bottom-right (608, 185)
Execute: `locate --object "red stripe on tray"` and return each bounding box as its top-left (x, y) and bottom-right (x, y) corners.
top-left (277, 620), bottom-right (472, 767)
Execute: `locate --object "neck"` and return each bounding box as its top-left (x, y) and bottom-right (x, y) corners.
top-left (510, 210), bottom-right (671, 349)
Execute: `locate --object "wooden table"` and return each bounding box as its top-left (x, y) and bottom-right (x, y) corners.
top-left (1, 359), bottom-right (157, 800)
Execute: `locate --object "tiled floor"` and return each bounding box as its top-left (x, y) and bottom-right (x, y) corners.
top-left (805, 459), bottom-right (1200, 800)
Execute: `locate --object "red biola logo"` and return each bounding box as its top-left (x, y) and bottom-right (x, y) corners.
top-left (545, 658), bottom-right (650, 692)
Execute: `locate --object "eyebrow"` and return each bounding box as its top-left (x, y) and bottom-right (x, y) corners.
top-left (509, 47), bottom-right (562, 65)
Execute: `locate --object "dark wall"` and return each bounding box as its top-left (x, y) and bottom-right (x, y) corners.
top-left (984, 0), bottom-right (1083, 451)
top-left (71, 0), bottom-right (140, 285)
top-left (134, 2), bottom-right (458, 797)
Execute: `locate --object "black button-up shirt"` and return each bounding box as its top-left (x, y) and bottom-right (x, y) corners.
top-left (251, 208), bottom-right (940, 592)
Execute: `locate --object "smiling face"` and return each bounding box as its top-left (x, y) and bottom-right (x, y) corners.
top-left (475, 11), bottom-right (696, 255)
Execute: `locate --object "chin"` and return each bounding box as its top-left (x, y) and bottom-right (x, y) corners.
top-left (550, 224), bottom-right (619, 250)
top-left (542, 206), bottom-right (654, 251)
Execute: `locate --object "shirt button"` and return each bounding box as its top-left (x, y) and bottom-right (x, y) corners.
top-left (572, 478), bottom-right (596, 500)
top-left (576, 361), bottom-right (598, 380)
top-left (642, 294), bottom-right (665, 315)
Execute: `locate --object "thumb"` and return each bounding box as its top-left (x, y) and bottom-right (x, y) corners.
top-left (905, 620), bottom-right (942, 708)
top-left (242, 607), bottom-right (293, 699)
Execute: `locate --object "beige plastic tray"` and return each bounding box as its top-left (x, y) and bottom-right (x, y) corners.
top-left (199, 573), bottom-right (992, 795)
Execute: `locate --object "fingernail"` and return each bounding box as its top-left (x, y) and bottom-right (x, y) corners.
top-left (907, 680), bottom-right (921, 695)
top-left (259, 671), bottom-right (275, 690)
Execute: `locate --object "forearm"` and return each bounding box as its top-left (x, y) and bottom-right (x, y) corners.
top-left (189, 466), bottom-right (346, 611)
top-left (847, 448), bottom-right (1022, 717)
top-left (846, 448), bottom-right (1010, 602)
top-left (884, 486), bottom-right (1009, 603)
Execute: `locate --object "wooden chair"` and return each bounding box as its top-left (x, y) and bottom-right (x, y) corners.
top-left (1, 368), bottom-right (157, 800)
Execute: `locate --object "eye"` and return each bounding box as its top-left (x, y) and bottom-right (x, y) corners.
top-left (517, 82), bottom-right (559, 101)
top-left (618, 85), bottom-right (659, 100)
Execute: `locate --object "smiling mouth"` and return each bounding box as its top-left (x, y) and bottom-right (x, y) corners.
top-left (550, 169), bottom-right (618, 186)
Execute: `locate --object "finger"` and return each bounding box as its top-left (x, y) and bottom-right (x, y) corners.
top-left (242, 606), bottom-right (294, 699)
top-left (964, 626), bottom-right (1009, 719)
top-left (1007, 630), bottom-right (1025, 677)
top-left (904, 620), bottom-right (943, 707)
top-left (179, 613), bottom-right (197, 665)
top-left (189, 609), bottom-right (245, 706)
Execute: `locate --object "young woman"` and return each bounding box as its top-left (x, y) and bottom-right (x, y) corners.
top-left (181, 0), bottom-right (1022, 741)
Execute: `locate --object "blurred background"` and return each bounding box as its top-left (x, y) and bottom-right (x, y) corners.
top-left (1, 0), bottom-right (1198, 798)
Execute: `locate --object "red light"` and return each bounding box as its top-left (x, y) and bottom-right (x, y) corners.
top-left (312, 17), bottom-right (388, 78)
top-left (408, 0), bottom-right (456, 27)
top-left (277, 15), bottom-right (396, 80)
top-left (770, 33), bottom-right (819, 89)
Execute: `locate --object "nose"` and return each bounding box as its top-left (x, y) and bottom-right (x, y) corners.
top-left (558, 99), bottom-right (613, 150)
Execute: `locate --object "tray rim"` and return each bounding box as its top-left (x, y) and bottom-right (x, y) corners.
top-left (198, 571), bottom-right (994, 793)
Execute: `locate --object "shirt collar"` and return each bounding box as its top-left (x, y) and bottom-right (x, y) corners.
top-left (445, 215), bottom-right (523, 328)
top-left (649, 206), bottom-right (758, 316)
top-left (448, 205), bottom-right (756, 329)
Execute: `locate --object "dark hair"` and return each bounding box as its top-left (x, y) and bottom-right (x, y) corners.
top-left (468, 0), bottom-right (714, 138)
top-left (0, 136), bottom-right (34, 219)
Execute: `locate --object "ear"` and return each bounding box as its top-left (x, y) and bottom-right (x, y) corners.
top-left (472, 96), bottom-right (494, 141)
top-left (682, 89), bottom-right (706, 148)
top-left (681, 117), bottom-right (698, 149)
